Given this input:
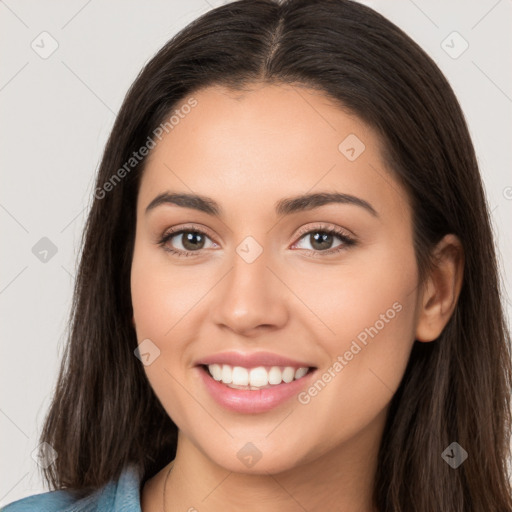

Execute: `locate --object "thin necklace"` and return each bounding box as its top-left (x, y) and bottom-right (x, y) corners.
top-left (162, 461), bottom-right (175, 512)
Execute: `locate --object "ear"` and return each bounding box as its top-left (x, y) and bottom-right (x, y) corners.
top-left (415, 234), bottom-right (464, 343)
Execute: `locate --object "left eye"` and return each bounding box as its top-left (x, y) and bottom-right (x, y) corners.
top-left (293, 229), bottom-right (349, 252)
top-left (161, 230), bottom-right (216, 253)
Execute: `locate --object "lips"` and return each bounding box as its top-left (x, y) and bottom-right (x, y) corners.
top-left (197, 363), bottom-right (318, 413)
top-left (194, 351), bottom-right (318, 413)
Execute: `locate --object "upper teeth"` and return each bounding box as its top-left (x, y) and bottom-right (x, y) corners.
top-left (207, 364), bottom-right (309, 389)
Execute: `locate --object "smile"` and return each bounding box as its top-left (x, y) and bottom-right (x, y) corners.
top-left (205, 363), bottom-right (311, 389)
top-left (197, 363), bottom-right (317, 414)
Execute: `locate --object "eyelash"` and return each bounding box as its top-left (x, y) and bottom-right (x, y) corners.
top-left (157, 223), bottom-right (357, 258)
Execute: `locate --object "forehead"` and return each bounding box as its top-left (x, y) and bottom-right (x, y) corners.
top-left (138, 83), bottom-right (410, 224)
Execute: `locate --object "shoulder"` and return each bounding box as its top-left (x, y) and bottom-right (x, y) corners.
top-left (0, 464), bottom-right (143, 512)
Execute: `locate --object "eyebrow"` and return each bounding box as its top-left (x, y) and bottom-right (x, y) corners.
top-left (145, 191), bottom-right (378, 218)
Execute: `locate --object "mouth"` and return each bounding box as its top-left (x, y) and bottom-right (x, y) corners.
top-left (196, 362), bottom-right (318, 414)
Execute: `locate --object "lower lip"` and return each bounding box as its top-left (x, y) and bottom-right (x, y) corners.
top-left (197, 365), bottom-right (317, 414)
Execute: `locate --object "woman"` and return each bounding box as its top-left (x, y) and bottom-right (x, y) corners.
top-left (3, 0), bottom-right (511, 510)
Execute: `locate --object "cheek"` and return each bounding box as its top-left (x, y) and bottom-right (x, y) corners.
top-left (300, 240), bottom-right (417, 387)
top-left (285, 275), bottom-right (417, 457)
top-left (130, 239), bottom-right (207, 385)
top-left (298, 245), bottom-right (418, 421)
top-left (131, 239), bottom-right (196, 339)
top-left (131, 263), bottom-right (170, 341)
top-left (297, 239), bottom-right (418, 353)
top-left (130, 242), bottom-right (198, 428)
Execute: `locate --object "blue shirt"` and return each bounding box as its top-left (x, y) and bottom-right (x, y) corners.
top-left (0, 464), bottom-right (144, 512)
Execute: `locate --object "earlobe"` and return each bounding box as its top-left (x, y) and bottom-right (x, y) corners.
top-left (415, 234), bottom-right (464, 343)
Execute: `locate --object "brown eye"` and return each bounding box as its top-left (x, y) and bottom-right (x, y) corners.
top-left (293, 226), bottom-right (356, 255)
top-left (306, 231), bottom-right (337, 251)
top-left (157, 227), bottom-right (217, 257)
top-left (172, 231), bottom-right (207, 251)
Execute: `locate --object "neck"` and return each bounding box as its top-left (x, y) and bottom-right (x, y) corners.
top-left (160, 409), bottom-right (386, 512)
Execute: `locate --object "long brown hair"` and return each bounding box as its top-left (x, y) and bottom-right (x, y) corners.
top-left (39, 0), bottom-right (512, 509)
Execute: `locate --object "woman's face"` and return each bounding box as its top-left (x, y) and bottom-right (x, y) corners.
top-left (131, 83), bottom-right (421, 474)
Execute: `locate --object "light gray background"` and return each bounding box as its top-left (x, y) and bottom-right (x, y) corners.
top-left (1, 0), bottom-right (511, 505)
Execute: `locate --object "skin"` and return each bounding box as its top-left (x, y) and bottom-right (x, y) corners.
top-left (131, 83), bottom-right (464, 512)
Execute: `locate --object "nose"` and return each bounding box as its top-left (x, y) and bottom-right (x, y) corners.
top-left (212, 244), bottom-right (289, 337)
